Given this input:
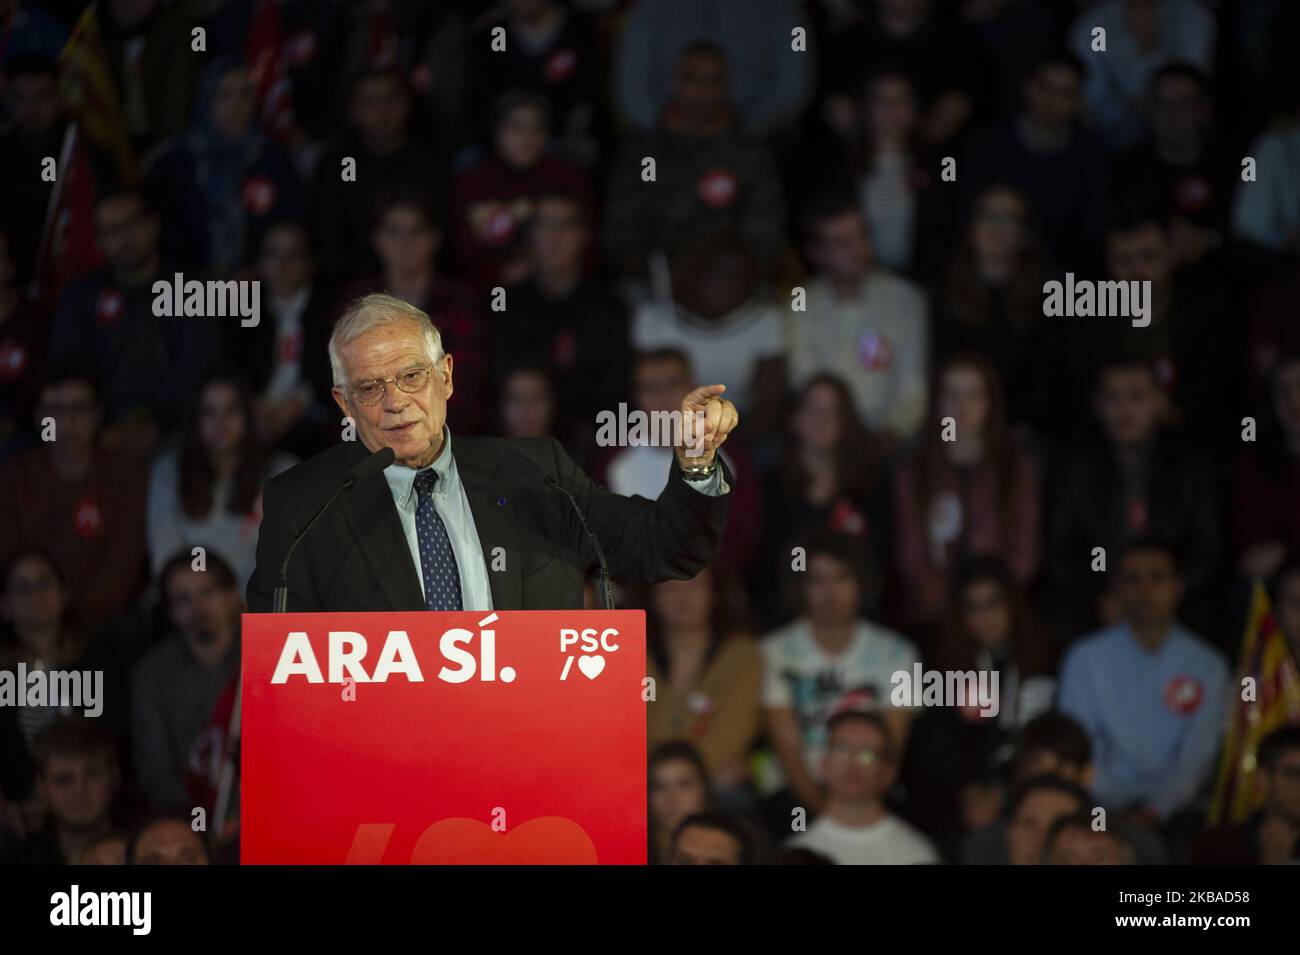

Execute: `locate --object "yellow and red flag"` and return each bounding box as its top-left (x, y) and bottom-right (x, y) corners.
top-left (1208, 580), bottom-right (1300, 824)
top-left (57, 2), bottom-right (138, 188)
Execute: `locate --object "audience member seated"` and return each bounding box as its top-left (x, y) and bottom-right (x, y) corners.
top-left (961, 51), bottom-right (1107, 273)
top-left (753, 374), bottom-right (891, 628)
top-left (903, 557), bottom-right (1054, 858)
top-left (497, 365), bottom-right (556, 441)
top-left (630, 234), bottom-right (785, 425)
top-left (0, 719), bottom-right (121, 865)
top-left (489, 191), bottom-right (630, 456)
top-left (1232, 358), bottom-right (1300, 580)
top-left (789, 195), bottom-right (930, 450)
top-left (468, 0), bottom-right (603, 165)
top-left (312, 68), bottom-right (446, 283)
top-left (1110, 64), bottom-right (1234, 267)
top-left (128, 815), bottom-right (211, 865)
top-left (614, 0), bottom-right (812, 140)
top-left (648, 741), bottom-right (711, 865)
top-left (341, 191), bottom-right (490, 436)
top-left (0, 362), bottom-right (148, 631)
top-left (49, 192), bottom-right (222, 453)
top-left (131, 553), bottom-right (243, 813)
top-left (761, 529), bottom-right (919, 819)
top-left (1048, 358), bottom-right (1219, 638)
top-left (820, 0), bottom-right (996, 149)
top-left (1067, 0), bottom-right (1215, 152)
top-left (0, 548), bottom-right (132, 777)
top-left (1076, 206), bottom-right (1238, 449)
top-left (76, 829), bottom-right (128, 865)
top-left (786, 710), bottom-right (939, 864)
top-left (933, 185), bottom-right (1065, 436)
top-left (836, 68), bottom-right (950, 279)
top-left (145, 57), bottom-right (305, 274)
top-left (1230, 82), bottom-right (1300, 259)
top-left (667, 811), bottom-right (761, 865)
top-left (893, 355), bottom-right (1041, 630)
top-left (1191, 727), bottom-right (1300, 864)
top-left (646, 568), bottom-right (761, 795)
top-left (1043, 810), bottom-right (1138, 864)
top-left (449, 90), bottom-right (596, 291)
top-left (605, 42), bottom-right (786, 278)
top-left (147, 370), bottom-right (296, 591)
top-left (963, 773), bottom-right (1090, 865)
top-left (224, 221), bottom-right (336, 459)
top-left (1058, 540), bottom-right (1229, 842)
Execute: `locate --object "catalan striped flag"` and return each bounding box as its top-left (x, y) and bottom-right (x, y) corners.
top-left (1207, 580), bottom-right (1300, 824)
top-left (57, 2), bottom-right (138, 187)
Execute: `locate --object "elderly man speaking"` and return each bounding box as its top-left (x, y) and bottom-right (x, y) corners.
top-left (246, 294), bottom-right (738, 612)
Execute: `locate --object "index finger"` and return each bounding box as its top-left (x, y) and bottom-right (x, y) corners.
top-left (682, 384), bottom-right (727, 408)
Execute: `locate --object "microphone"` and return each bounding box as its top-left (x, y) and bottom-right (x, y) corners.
top-left (510, 449), bottom-right (616, 611)
top-left (272, 446), bottom-right (395, 612)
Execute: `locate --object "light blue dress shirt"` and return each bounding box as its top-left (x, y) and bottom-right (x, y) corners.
top-left (1058, 622), bottom-right (1229, 819)
top-left (382, 428), bottom-right (730, 612)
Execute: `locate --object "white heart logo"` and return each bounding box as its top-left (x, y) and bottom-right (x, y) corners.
top-left (577, 655), bottom-right (605, 680)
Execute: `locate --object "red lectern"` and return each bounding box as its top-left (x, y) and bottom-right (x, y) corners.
top-left (240, 610), bottom-right (646, 864)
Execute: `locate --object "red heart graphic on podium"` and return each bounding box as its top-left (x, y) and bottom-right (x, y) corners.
top-left (411, 816), bottom-right (598, 865)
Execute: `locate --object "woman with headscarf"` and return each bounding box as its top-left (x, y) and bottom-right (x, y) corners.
top-left (146, 56), bottom-right (306, 274)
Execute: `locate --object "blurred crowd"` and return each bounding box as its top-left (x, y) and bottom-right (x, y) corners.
top-left (1, 0), bottom-right (1300, 865)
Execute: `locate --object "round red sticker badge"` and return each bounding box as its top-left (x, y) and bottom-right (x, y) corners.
top-left (1164, 675), bottom-right (1203, 716)
top-left (857, 331), bottom-right (894, 371)
top-left (544, 48), bottom-right (577, 83)
top-left (697, 170), bottom-right (738, 208)
top-left (95, 288), bottom-right (123, 326)
top-left (1127, 496), bottom-right (1149, 532)
top-left (829, 497), bottom-right (866, 536)
top-left (74, 496), bottom-right (103, 538)
top-left (551, 325), bottom-right (577, 369)
top-left (483, 207), bottom-right (517, 246)
top-left (242, 175), bottom-right (277, 217)
top-left (0, 341), bottom-right (29, 380)
top-left (1174, 175), bottom-right (1210, 214)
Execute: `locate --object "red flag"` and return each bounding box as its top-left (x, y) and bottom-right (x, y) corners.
top-left (245, 0), bottom-right (296, 144)
top-left (29, 123), bottom-right (103, 307)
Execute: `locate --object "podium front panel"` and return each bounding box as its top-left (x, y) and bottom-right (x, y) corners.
top-left (240, 610), bottom-right (646, 864)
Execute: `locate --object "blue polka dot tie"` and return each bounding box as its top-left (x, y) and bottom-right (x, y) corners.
top-left (413, 468), bottom-right (462, 611)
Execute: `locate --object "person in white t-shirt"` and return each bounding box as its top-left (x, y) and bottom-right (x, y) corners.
top-left (786, 710), bottom-right (939, 865)
top-left (630, 233), bottom-right (785, 421)
top-left (762, 529), bottom-right (920, 815)
top-left (789, 195), bottom-right (929, 453)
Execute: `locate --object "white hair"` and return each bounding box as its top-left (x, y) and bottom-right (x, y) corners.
top-left (328, 293), bottom-right (445, 388)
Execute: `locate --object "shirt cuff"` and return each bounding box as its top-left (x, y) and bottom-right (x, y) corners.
top-left (681, 463), bottom-right (730, 497)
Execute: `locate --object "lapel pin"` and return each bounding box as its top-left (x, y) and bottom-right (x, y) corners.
top-left (497, 496), bottom-right (508, 507)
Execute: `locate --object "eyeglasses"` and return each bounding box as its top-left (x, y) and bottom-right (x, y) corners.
top-left (827, 744), bottom-right (879, 766)
top-left (349, 365), bottom-right (433, 406)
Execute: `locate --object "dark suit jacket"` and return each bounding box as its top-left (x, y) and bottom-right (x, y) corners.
top-left (246, 436), bottom-right (732, 612)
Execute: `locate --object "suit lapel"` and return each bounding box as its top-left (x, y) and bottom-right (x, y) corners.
top-left (453, 438), bottom-right (522, 611)
top-left (337, 445), bottom-right (426, 612)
